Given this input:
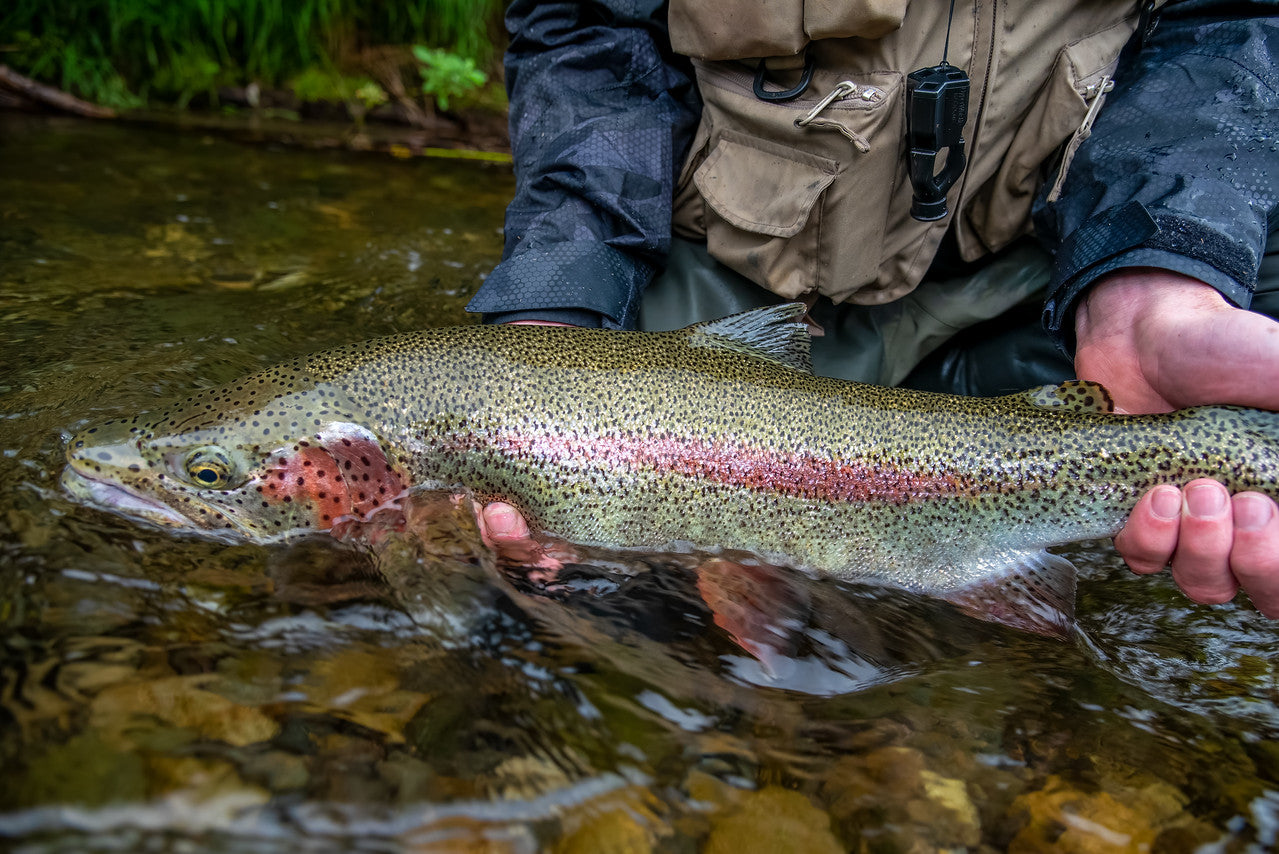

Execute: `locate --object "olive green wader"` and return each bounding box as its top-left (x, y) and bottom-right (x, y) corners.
top-left (639, 232), bottom-right (1279, 397)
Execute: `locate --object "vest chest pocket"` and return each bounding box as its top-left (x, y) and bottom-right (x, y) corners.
top-left (694, 131), bottom-right (837, 299)
top-left (676, 66), bottom-right (907, 303)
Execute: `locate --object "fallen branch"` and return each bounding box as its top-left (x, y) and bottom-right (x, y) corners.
top-left (0, 65), bottom-right (116, 118)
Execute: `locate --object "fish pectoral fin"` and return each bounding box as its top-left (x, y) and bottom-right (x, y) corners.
top-left (942, 550), bottom-right (1077, 639)
top-left (1021, 380), bottom-right (1114, 413)
top-left (685, 304), bottom-right (813, 374)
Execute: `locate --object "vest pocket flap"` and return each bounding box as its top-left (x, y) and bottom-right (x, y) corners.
top-left (694, 133), bottom-right (837, 239)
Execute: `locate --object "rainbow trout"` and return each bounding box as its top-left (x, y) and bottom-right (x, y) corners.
top-left (62, 305), bottom-right (1279, 628)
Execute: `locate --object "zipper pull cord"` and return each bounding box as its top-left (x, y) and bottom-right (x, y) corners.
top-left (794, 80), bottom-right (879, 151)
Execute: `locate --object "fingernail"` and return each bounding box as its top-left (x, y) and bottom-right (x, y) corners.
top-left (1185, 483), bottom-right (1228, 518)
top-left (1150, 486), bottom-right (1182, 520)
top-left (1234, 493), bottom-right (1275, 531)
top-left (486, 505), bottom-right (517, 535)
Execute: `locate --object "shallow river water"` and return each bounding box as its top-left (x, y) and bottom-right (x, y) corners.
top-left (1, 114), bottom-right (1277, 853)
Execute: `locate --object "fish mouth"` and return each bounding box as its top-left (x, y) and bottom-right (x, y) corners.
top-left (60, 466), bottom-right (193, 529)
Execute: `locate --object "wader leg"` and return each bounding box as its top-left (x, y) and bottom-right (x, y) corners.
top-left (641, 236), bottom-right (1056, 389)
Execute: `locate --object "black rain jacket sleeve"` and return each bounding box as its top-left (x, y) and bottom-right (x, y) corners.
top-left (465, 0), bottom-right (700, 328)
top-left (1036, 0), bottom-right (1279, 354)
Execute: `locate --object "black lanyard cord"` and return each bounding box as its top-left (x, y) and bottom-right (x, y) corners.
top-left (941, 0), bottom-right (958, 65)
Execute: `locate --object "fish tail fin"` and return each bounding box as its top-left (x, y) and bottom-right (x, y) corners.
top-left (942, 550), bottom-right (1077, 638)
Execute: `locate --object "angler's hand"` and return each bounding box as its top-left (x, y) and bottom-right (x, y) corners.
top-left (1075, 268), bottom-right (1279, 618)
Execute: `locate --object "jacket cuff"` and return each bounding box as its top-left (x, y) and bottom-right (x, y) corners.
top-left (1042, 201), bottom-right (1257, 354)
top-left (466, 241), bottom-right (654, 329)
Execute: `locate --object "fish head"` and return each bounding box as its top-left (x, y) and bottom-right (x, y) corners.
top-left (62, 374), bottom-right (409, 541)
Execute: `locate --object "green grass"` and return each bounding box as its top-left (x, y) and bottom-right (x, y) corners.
top-left (0, 0), bottom-right (503, 110)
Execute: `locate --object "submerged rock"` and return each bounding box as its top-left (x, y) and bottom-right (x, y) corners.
top-left (90, 674), bottom-right (279, 747)
top-left (554, 808), bottom-right (654, 854)
top-left (703, 786), bottom-right (844, 854)
top-left (1006, 774), bottom-right (1191, 853)
top-left (821, 745), bottom-right (982, 849)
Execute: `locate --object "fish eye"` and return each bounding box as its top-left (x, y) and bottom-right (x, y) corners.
top-left (183, 447), bottom-right (238, 489)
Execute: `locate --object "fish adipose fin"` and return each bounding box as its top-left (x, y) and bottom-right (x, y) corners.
top-left (1023, 380), bottom-right (1114, 413)
top-left (942, 550), bottom-right (1077, 638)
top-left (685, 304), bottom-right (813, 374)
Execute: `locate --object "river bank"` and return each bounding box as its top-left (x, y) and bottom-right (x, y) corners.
top-left (1, 64), bottom-right (511, 161)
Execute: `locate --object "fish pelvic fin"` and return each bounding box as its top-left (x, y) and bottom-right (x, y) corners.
top-left (1022, 380), bottom-right (1114, 413)
top-left (685, 304), bottom-right (813, 374)
top-left (942, 550), bottom-right (1077, 639)
top-left (695, 558), bottom-right (811, 675)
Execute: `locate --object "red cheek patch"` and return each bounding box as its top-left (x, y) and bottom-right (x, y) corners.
top-left (259, 445), bottom-right (353, 526)
top-left (257, 430), bottom-right (409, 531)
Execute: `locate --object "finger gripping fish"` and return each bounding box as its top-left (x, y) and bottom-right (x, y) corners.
top-left (62, 305), bottom-right (1279, 630)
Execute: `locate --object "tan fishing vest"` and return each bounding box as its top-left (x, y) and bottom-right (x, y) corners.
top-left (669, 0), bottom-right (1158, 305)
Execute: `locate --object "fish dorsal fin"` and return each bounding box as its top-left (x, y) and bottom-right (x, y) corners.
top-left (1023, 380), bottom-right (1114, 413)
top-left (943, 550), bottom-right (1077, 638)
top-left (685, 304), bottom-right (813, 373)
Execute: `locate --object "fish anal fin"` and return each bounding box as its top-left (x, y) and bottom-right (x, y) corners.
top-left (1023, 380), bottom-right (1114, 413)
top-left (942, 551), bottom-right (1077, 638)
top-left (686, 304), bottom-right (813, 374)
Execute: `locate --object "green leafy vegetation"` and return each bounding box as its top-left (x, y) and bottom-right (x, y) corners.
top-left (288, 67), bottom-right (382, 105)
top-left (0, 0), bottom-right (503, 112)
top-left (412, 46), bottom-right (486, 111)
top-left (5, 29), bottom-right (145, 110)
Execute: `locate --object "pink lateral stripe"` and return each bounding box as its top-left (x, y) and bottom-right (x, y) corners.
top-left (467, 429), bottom-right (978, 504)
